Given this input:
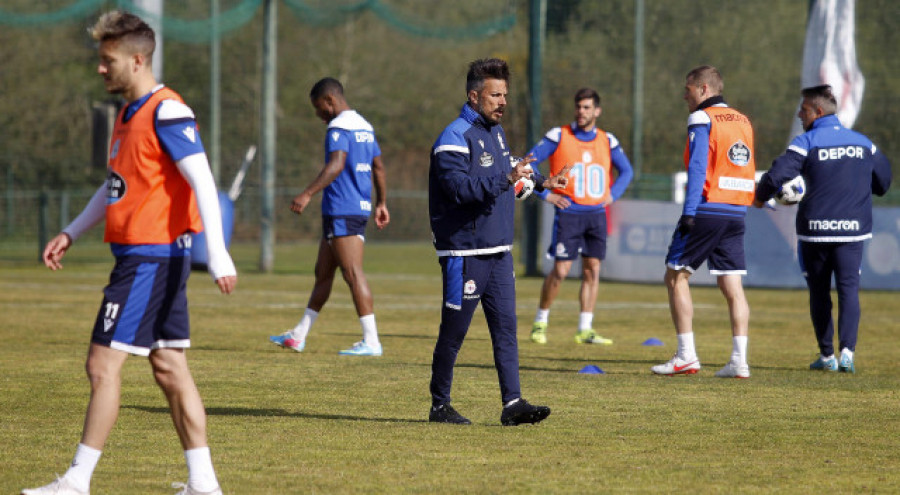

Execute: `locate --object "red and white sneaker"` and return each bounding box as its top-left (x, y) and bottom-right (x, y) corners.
top-left (651, 355), bottom-right (701, 375)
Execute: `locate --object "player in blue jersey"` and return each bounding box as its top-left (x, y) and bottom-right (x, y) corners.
top-left (526, 88), bottom-right (633, 346)
top-left (428, 58), bottom-right (567, 426)
top-left (25, 11), bottom-right (235, 495)
top-left (269, 78), bottom-right (389, 356)
top-left (754, 84), bottom-right (892, 373)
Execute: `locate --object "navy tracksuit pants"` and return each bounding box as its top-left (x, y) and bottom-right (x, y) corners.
top-left (799, 241), bottom-right (864, 356)
top-left (430, 251), bottom-right (521, 406)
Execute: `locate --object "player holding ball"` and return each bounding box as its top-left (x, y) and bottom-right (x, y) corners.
top-left (754, 84), bottom-right (892, 373)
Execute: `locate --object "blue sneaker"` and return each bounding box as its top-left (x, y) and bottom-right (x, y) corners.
top-left (269, 332), bottom-right (305, 352)
top-left (838, 353), bottom-right (855, 373)
top-left (809, 355), bottom-right (838, 371)
top-left (339, 341), bottom-right (382, 356)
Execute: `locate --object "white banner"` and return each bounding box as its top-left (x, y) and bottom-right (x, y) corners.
top-left (789, 0), bottom-right (864, 138)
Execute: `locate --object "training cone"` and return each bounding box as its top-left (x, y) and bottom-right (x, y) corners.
top-left (642, 338), bottom-right (664, 346)
top-left (578, 365), bottom-right (604, 374)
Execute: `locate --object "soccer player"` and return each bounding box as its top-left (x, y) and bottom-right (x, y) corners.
top-left (526, 88), bottom-right (634, 345)
top-left (24, 11), bottom-right (236, 495)
top-left (269, 78), bottom-right (389, 356)
top-left (754, 84), bottom-right (892, 373)
top-left (652, 66), bottom-right (756, 379)
top-left (428, 58), bottom-right (566, 426)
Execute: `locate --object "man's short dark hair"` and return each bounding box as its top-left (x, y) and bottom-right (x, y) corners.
top-left (310, 77), bottom-right (344, 100)
top-left (801, 84), bottom-right (838, 115)
top-left (466, 58), bottom-right (510, 94)
top-left (574, 88), bottom-right (600, 107)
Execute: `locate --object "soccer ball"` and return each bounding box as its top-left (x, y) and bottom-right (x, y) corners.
top-left (514, 175), bottom-right (535, 200)
top-left (512, 158), bottom-right (534, 201)
top-left (774, 175), bottom-right (806, 205)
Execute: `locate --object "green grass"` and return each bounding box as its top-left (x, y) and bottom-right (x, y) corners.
top-left (2, 241), bottom-right (899, 494)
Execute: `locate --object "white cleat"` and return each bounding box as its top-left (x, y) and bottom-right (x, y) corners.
top-left (714, 361), bottom-right (751, 378)
top-left (21, 476), bottom-right (89, 495)
top-left (651, 355), bottom-right (701, 376)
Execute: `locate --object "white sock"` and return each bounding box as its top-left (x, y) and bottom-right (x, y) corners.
top-left (290, 308), bottom-right (318, 341)
top-left (841, 348), bottom-right (854, 360)
top-left (63, 443), bottom-right (101, 492)
top-left (360, 314), bottom-right (379, 346)
top-left (731, 335), bottom-right (748, 365)
top-left (676, 332), bottom-right (696, 361)
top-left (504, 398), bottom-right (520, 408)
top-left (184, 447), bottom-right (219, 492)
top-left (578, 312), bottom-right (593, 331)
top-left (534, 308), bottom-right (549, 324)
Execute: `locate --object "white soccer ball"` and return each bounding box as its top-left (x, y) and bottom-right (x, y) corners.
top-left (511, 158), bottom-right (534, 201)
top-left (774, 175), bottom-right (806, 205)
top-left (514, 176), bottom-right (535, 201)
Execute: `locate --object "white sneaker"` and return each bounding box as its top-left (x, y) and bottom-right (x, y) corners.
top-left (21, 476), bottom-right (89, 495)
top-left (714, 361), bottom-right (750, 378)
top-left (338, 341), bottom-right (382, 356)
top-left (172, 482), bottom-right (223, 495)
top-left (651, 355), bottom-right (701, 375)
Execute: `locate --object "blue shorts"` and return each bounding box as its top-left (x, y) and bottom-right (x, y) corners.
top-left (92, 236), bottom-right (193, 356)
top-left (666, 216), bottom-right (746, 275)
top-left (322, 215), bottom-right (368, 240)
top-left (547, 211), bottom-right (607, 261)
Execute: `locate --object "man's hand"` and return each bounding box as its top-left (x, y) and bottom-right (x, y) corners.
top-left (42, 233), bottom-right (72, 271)
top-left (545, 192), bottom-right (571, 209)
top-left (290, 192), bottom-right (312, 215)
top-left (375, 204), bottom-right (390, 230)
top-left (677, 215), bottom-right (695, 236)
top-left (542, 163), bottom-right (573, 190)
top-left (506, 155), bottom-right (537, 185)
top-left (751, 198), bottom-right (765, 208)
top-left (215, 275), bottom-right (237, 295)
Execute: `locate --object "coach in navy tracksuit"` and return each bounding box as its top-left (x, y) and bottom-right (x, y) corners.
top-left (427, 58), bottom-right (563, 426)
top-left (755, 85), bottom-right (892, 373)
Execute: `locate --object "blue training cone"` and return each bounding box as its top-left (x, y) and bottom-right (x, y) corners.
top-left (579, 364), bottom-right (605, 374)
top-left (642, 338), bottom-right (664, 346)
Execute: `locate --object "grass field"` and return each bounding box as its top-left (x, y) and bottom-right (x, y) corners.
top-left (2, 240), bottom-right (899, 494)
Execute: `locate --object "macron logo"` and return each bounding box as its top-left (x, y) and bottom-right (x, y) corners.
top-left (332, 131), bottom-right (340, 142)
top-left (809, 219), bottom-right (860, 232)
top-left (182, 126), bottom-right (196, 143)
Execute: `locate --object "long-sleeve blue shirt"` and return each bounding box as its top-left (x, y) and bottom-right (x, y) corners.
top-left (526, 123), bottom-right (633, 213)
top-left (683, 96), bottom-right (749, 219)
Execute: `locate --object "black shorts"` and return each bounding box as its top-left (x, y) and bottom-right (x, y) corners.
top-left (665, 216), bottom-right (746, 275)
top-left (547, 211), bottom-right (607, 261)
top-left (322, 215), bottom-right (368, 240)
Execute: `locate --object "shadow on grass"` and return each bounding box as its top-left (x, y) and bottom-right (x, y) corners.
top-left (122, 404), bottom-right (427, 423)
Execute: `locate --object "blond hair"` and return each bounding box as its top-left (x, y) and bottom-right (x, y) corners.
top-left (686, 65), bottom-right (723, 95)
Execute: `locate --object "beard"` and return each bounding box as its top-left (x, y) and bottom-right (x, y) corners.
top-left (476, 102), bottom-right (502, 125)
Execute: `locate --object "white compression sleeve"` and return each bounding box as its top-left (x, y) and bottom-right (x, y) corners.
top-left (62, 184), bottom-right (106, 241)
top-left (175, 153), bottom-right (237, 281)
